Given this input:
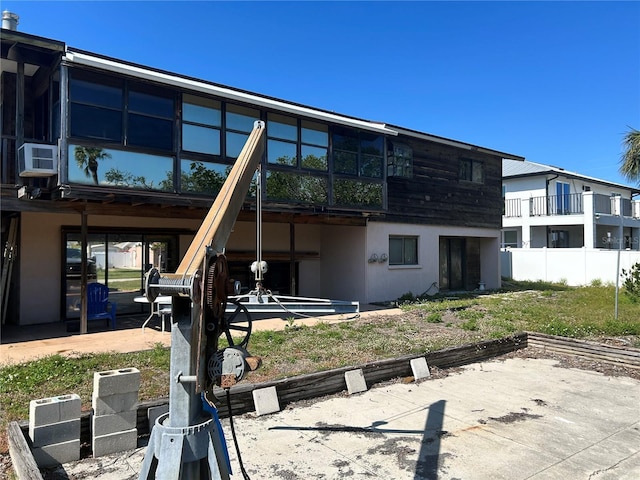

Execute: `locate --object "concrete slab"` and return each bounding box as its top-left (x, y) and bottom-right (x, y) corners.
top-left (44, 357), bottom-right (640, 479)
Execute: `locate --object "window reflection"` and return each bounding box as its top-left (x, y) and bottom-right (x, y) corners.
top-left (267, 113), bottom-right (297, 141)
top-left (333, 178), bottom-right (383, 208)
top-left (301, 145), bottom-right (327, 170)
top-left (268, 139), bottom-right (297, 166)
top-left (226, 104), bottom-right (260, 132)
top-left (180, 160), bottom-right (230, 196)
top-left (68, 144), bottom-right (173, 191)
top-left (266, 170), bottom-right (328, 204)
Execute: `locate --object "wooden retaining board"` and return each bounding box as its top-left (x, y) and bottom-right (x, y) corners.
top-left (527, 332), bottom-right (640, 369)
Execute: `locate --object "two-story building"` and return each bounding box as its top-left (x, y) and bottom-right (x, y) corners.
top-left (1, 17), bottom-right (522, 327)
top-left (502, 159), bottom-right (640, 250)
top-left (501, 159), bottom-right (640, 285)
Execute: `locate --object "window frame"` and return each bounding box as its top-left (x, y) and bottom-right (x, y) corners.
top-left (459, 158), bottom-right (484, 184)
top-left (388, 235), bottom-right (419, 266)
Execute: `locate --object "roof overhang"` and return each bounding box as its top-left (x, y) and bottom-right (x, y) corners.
top-left (391, 126), bottom-right (525, 161)
top-left (63, 49), bottom-right (398, 137)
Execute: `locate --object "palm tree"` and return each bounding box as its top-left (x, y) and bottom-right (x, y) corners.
top-left (620, 127), bottom-right (640, 185)
top-left (74, 146), bottom-right (111, 185)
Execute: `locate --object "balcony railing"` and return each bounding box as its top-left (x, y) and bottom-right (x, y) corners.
top-left (529, 193), bottom-right (583, 216)
top-left (503, 198), bottom-right (521, 217)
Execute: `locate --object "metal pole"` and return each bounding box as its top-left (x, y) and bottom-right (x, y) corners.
top-left (615, 213), bottom-right (623, 320)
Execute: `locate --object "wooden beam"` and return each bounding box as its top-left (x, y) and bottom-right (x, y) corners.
top-left (176, 122), bottom-right (265, 276)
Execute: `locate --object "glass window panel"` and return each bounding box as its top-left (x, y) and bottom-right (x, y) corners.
top-left (180, 159), bottom-right (230, 195)
top-left (360, 133), bottom-right (383, 156)
top-left (333, 178), bottom-right (383, 208)
top-left (332, 130), bottom-right (358, 152)
top-left (68, 144), bottom-right (173, 191)
top-left (70, 78), bottom-right (122, 108)
top-left (226, 131), bottom-right (249, 158)
top-left (226, 104), bottom-right (260, 132)
top-left (460, 159), bottom-right (472, 181)
top-left (129, 90), bottom-right (174, 118)
top-left (266, 170), bottom-right (328, 204)
top-left (472, 162), bottom-right (484, 183)
top-left (333, 151), bottom-right (358, 175)
top-left (268, 139), bottom-right (297, 166)
top-left (183, 95), bottom-right (221, 126)
top-left (127, 114), bottom-right (173, 150)
top-left (267, 113), bottom-right (297, 141)
top-left (70, 104), bottom-right (122, 141)
top-left (404, 237), bottom-right (418, 264)
top-left (389, 237), bottom-right (403, 265)
top-left (360, 154), bottom-right (383, 178)
top-left (183, 124), bottom-right (221, 155)
top-left (301, 120), bottom-right (328, 146)
top-left (183, 102), bottom-right (221, 127)
top-left (301, 145), bottom-right (327, 170)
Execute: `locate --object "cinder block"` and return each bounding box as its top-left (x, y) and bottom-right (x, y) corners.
top-left (32, 439), bottom-right (80, 467)
top-left (29, 418), bottom-right (80, 447)
top-left (29, 394), bottom-right (81, 427)
top-left (345, 369), bottom-right (368, 394)
top-left (92, 428), bottom-right (137, 457)
top-left (93, 368), bottom-right (141, 396)
top-left (147, 404), bottom-right (169, 432)
top-left (92, 410), bottom-right (137, 437)
top-left (410, 357), bottom-right (431, 380)
top-left (92, 391), bottom-right (138, 416)
top-left (252, 386), bottom-right (280, 416)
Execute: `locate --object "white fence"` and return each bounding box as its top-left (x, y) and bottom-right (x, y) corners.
top-left (500, 248), bottom-right (640, 286)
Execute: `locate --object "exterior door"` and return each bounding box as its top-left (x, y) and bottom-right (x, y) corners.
top-left (439, 237), bottom-right (465, 291)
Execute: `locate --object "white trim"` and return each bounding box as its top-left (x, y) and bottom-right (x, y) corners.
top-left (64, 50), bottom-right (398, 137)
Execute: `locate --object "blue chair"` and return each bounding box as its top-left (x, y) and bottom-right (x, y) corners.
top-left (87, 283), bottom-right (117, 329)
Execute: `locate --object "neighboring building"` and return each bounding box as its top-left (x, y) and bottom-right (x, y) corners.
top-left (501, 159), bottom-right (640, 285)
top-left (1, 18), bottom-right (522, 327)
top-left (502, 159), bottom-right (640, 250)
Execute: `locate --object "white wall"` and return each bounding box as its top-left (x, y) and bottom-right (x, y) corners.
top-left (501, 247), bottom-right (640, 285)
top-left (364, 222), bottom-right (501, 303)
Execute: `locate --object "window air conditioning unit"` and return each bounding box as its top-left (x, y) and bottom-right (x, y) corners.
top-left (18, 143), bottom-right (58, 177)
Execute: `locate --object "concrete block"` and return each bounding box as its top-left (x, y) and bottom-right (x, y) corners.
top-left (92, 410), bottom-right (137, 437)
top-left (345, 369), bottom-right (368, 394)
top-left (93, 368), bottom-right (141, 396)
top-left (410, 357), bottom-right (431, 380)
top-left (252, 386), bottom-right (280, 416)
top-left (31, 439), bottom-right (80, 467)
top-left (92, 428), bottom-right (138, 457)
top-left (29, 418), bottom-right (80, 447)
top-left (147, 404), bottom-right (169, 432)
top-left (29, 394), bottom-right (81, 427)
top-left (92, 391), bottom-right (138, 416)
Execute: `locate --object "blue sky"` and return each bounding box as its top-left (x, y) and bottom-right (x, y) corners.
top-left (5, 1), bottom-right (640, 186)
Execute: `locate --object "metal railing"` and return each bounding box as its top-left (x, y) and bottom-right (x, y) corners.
top-left (529, 193), bottom-right (583, 216)
top-left (503, 198), bottom-right (521, 217)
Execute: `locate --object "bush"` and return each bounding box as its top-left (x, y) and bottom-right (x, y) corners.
top-left (621, 262), bottom-right (640, 303)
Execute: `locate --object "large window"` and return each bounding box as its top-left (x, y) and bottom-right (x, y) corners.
top-left (68, 144), bottom-right (173, 191)
top-left (69, 71), bottom-right (174, 151)
top-left (127, 85), bottom-right (174, 150)
top-left (226, 104), bottom-right (260, 158)
top-left (69, 76), bottom-right (123, 142)
top-left (332, 128), bottom-right (383, 178)
top-left (182, 94), bottom-right (221, 155)
top-left (265, 113), bottom-right (329, 205)
top-left (180, 159), bottom-right (230, 196)
top-left (389, 236), bottom-right (418, 265)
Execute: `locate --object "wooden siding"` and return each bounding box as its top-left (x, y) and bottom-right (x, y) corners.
top-left (385, 135), bottom-right (503, 229)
